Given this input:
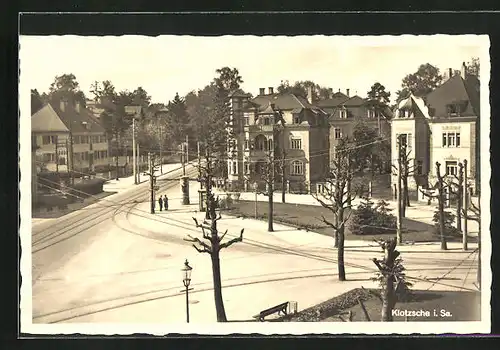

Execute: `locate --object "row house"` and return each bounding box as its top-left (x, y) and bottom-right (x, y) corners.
top-left (317, 89), bottom-right (392, 165)
top-left (391, 63), bottom-right (481, 196)
top-left (31, 99), bottom-right (109, 175)
top-left (226, 87), bottom-right (330, 193)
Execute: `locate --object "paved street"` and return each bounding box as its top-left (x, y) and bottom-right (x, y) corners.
top-left (30, 167), bottom-right (479, 325)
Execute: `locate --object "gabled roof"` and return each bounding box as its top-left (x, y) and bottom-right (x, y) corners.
top-left (31, 104), bottom-right (70, 133)
top-left (396, 94), bottom-right (432, 120)
top-left (228, 89), bottom-right (252, 98)
top-left (50, 101), bottom-right (106, 134)
top-left (317, 95), bottom-right (350, 108)
top-left (342, 95), bottom-right (366, 107)
top-left (425, 74), bottom-right (480, 118)
top-left (251, 93), bottom-right (327, 115)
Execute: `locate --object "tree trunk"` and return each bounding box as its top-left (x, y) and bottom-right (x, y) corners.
top-left (268, 184), bottom-right (274, 232)
top-left (210, 240), bottom-right (228, 322)
top-left (456, 189), bottom-right (462, 232)
top-left (403, 176), bottom-right (410, 207)
top-left (333, 214), bottom-right (339, 248)
top-left (382, 268), bottom-right (396, 321)
top-left (337, 208), bottom-right (346, 281)
top-left (477, 218), bottom-right (481, 287)
top-left (438, 188), bottom-right (448, 250)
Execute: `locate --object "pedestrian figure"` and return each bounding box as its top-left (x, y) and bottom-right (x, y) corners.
top-left (164, 194), bottom-right (169, 210)
top-left (158, 195), bottom-right (163, 211)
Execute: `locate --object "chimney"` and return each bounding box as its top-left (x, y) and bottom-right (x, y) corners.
top-left (461, 62), bottom-right (467, 79)
top-left (268, 87), bottom-right (274, 94)
top-left (75, 101), bottom-right (81, 113)
top-left (307, 86), bottom-right (313, 104)
top-left (259, 88), bottom-right (265, 95)
top-left (60, 100), bottom-right (66, 112)
top-left (346, 89), bottom-right (350, 97)
top-left (448, 68), bottom-right (453, 79)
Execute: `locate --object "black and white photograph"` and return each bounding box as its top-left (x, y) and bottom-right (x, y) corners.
top-left (19, 34), bottom-right (491, 335)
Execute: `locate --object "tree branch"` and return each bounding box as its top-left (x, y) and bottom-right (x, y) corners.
top-left (219, 229), bottom-right (244, 250)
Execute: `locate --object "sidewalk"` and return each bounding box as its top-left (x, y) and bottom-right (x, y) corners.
top-left (217, 189), bottom-right (480, 237)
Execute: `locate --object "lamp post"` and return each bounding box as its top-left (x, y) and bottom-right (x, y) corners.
top-left (181, 259), bottom-right (193, 323)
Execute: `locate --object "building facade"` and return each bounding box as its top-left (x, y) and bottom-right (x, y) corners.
top-left (391, 63), bottom-right (481, 195)
top-left (318, 90), bottom-right (392, 164)
top-left (226, 87), bottom-right (330, 193)
top-left (32, 100), bottom-right (109, 176)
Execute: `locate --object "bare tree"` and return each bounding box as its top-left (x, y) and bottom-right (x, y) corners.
top-left (185, 194), bottom-right (244, 322)
top-left (445, 162), bottom-right (464, 232)
top-left (420, 162), bottom-right (448, 250)
top-left (371, 238), bottom-right (412, 321)
top-left (258, 148), bottom-right (278, 232)
top-left (311, 141), bottom-right (360, 281)
top-left (392, 139), bottom-right (416, 217)
top-left (462, 195), bottom-right (481, 287)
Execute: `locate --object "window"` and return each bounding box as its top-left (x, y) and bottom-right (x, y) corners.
top-left (334, 128), bottom-right (342, 139)
top-left (232, 162), bottom-right (237, 175)
top-left (367, 110), bottom-right (376, 118)
top-left (58, 157), bottom-right (66, 165)
top-left (263, 117), bottom-right (270, 125)
top-left (293, 114), bottom-right (300, 124)
top-left (43, 153), bottom-right (56, 162)
top-left (42, 136), bottom-right (51, 145)
top-left (268, 139), bottom-right (273, 151)
top-left (445, 161), bottom-right (458, 176)
top-left (442, 132), bottom-right (461, 147)
top-left (291, 160), bottom-right (304, 175)
top-left (447, 104), bottom-right (459, 116)
top-left (291, 138), bottom-right (302, 150)
top-left (244, 162), bottom-right (249, 174)
top-left (416, 160), bottom-right (423, 175)
top-left (244, 117), bottom-right (249, 126)
top-left (244, 139), bottom-right (249, 150)
top-left (339, 108), bottom-right (347, 119)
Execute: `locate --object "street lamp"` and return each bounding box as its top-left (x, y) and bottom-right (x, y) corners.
top-left (181, 259), bottom-right (193, 323)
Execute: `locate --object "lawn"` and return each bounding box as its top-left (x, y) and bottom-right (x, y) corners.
top-left (278, 288), bottom-right (480, 322)
top-left (227, 200), bottom-right (473, 243)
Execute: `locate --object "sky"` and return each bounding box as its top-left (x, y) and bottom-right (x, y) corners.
top-left (20, 35), bottom-right (485, 104)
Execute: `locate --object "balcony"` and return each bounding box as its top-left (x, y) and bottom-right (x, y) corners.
top-left (244, 124), bottom-right (275, 133)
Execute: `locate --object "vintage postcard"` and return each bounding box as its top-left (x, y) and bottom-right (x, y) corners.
top-left (19, 34), bottom-right (491, 335)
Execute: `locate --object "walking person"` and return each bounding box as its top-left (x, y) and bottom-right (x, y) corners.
top-left (164, 194), bottom-right (169, 211)
top-left (158, 195), bottom-right (163, 211)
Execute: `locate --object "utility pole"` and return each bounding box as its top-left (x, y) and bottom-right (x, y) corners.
top-left (197, 141), bottom-right (201, 179)
top-left (136, 142), bottom-right (140, 183)
top-left (182, 143), bottom-right (186, 176)
top-left (159, 124), bottom-right (163, 174)
top-left (133, 117), bottom-right (137, 184)
top-left (115, 133), bottom-right (120, 181)
top-left (66, 139), bottom-right (70, 179)
top-left (186, 135), bottom-right (189, 165)
top-left (463, 159), bottom-right (468, 250)
top-left (55, 136), bottom-right (59, 174)
top-left (396, 136), bottom-right (403, 244)
top-left (145, 152), bottom-right (159, 214)
top-left (69, 126), bottom-right (74, 185)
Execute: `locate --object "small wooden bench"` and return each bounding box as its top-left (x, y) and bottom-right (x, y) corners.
top-left (253, 302), bottom-right (290, 322)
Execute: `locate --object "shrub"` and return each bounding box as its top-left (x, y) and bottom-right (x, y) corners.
top-left (349, 197), bottom-right (397, 235)
top-left (69, 178), bottom-right (105, 197)
top-left (432, 210), bottom-right (461, 238)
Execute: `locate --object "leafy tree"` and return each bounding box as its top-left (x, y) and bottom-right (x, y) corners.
top-left (89, 80), bottom-right (117, 102)
top-left (350, 197), bottom-right (396, 235)
top-left (130, 86), bottom-right (151, 108)
top-left (214, 67), bottom-right (243, 92)
top-left (31, 89), bottom-right (45, 114)
top-left (351, 121), bottom-right (379, 174)
top-left (396, 63), bottom-right (443, 101)
top-left (367, 82), bottom-right (391, 104)
top-left (166, 92), bottom-right (191, 148)
top-left (47, 73), bottom-right (87, 106)
top-left (277, 80), bottom-right (333, 101)
top-left (467, 57), bottom-right (480, 78)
